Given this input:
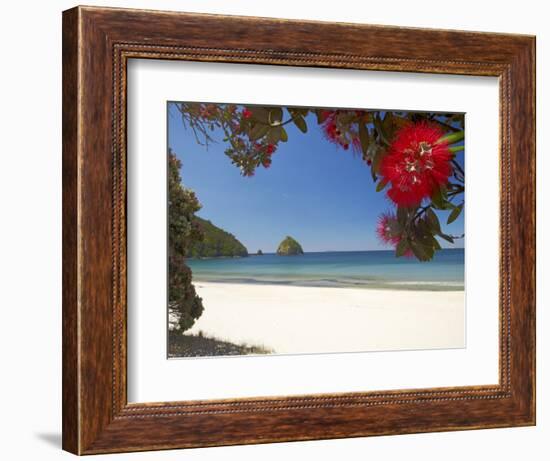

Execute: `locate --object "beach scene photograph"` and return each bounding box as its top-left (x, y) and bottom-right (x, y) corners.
top-left (167, 102), bottom-right (465, 358)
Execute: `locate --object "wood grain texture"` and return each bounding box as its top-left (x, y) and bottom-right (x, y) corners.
top-left (61, 7), bottom-right (79, 454)
top-left (62, 5), bottom-right (536, 455)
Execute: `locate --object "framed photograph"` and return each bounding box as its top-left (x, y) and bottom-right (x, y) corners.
top-left (62, 6), bottom-right (535, 455)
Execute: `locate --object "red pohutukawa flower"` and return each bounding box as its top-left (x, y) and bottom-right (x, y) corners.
top-left (376, 212), bottom-right (413, 257)
top-left (320, 111), bottom-right (339, 141)
top-left (320, 111), bottom-right (351, 150)
top-left (380, 122), bottom-right (453, 207)
top-left (320, 110), bottom-right (365, 154)
top-left (376, 212), bottom-right (401, 245)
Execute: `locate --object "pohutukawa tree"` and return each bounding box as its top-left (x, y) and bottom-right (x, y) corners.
top-left (168, 149), bottom-right (205, 331)
top-left (173, 103), bottom-right (464, 261)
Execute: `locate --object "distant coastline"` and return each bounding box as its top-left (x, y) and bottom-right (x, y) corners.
top-left (187, 216), bottom-right (248, 258)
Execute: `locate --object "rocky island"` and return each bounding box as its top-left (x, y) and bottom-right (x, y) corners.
top-left (276, 236), bottom-right (304, 256)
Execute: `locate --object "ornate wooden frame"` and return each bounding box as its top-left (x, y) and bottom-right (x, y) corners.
top-left (62, 5), bottom-right (536, 455)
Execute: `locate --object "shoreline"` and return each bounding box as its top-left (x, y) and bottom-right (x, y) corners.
top-left (189, 277), bottom-right (464, 292)
top-left (179, 281), bottom-right (465, 356)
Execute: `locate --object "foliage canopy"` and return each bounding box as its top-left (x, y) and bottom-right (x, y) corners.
top-left (172, 103), bottom-right (465, 261)
top-left (168, 150), bottom-right (204, 331)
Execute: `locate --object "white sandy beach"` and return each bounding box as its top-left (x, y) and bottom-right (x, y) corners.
top-left (186, 282), bottom-right (465, 354)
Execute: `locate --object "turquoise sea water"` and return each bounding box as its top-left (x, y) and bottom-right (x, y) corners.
top-left (187, 248), bottom-right (464, 291)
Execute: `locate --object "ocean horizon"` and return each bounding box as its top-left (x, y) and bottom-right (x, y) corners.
top-left (187, 248), bottom-right (465, 291)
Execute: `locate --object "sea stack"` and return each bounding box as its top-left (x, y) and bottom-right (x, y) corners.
top-left (276, 236), bottom-right (304, 256)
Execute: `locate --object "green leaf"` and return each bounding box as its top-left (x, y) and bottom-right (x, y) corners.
top-left (431, 187), bottom-right (444, 209)
top-left (396, 238), bottom-right (409, 257)
top-left (288, 107), bottom-right (309, 117)
top-left (293, 116), bottom-right (308, 133)
top-left (410, 240), bottom-right (433, 261)
top-left (416, 218), bottom-right (431, 235)
top-left (269, 107), bottom-right (283, 125)
top-left (376, 178), bottom-right (389, 192)
top-left (249, 123), bottom-right (269, 141)
top-left (425, 208), bottom-right (441, 233)
top-left (374, 114), bottom-right (389, 145)
top-left (430, 185), bottom-right (449, 209)
top-left (418, 227), bottom-right (441, 251)
top-left (265, 127), bottom-right (280, 144)
top-left (397, 206), bottom-right (409, 226)
top-left (447, 203), bottom-right (464, 224)
top-left (249, 107), bottom-right (269, 123)
top-left (370, 145), bottom-right (385, 175)
top-left (382, 112), bottom-right (394, 140)
top-left (358, 122), bottom-right (370, 155)
top-left (266, 126), bottom-right (288, 143)
top-left (437, 130), bottom-right (465, 145)
top-left (315, 110), bottom-right (325, 124)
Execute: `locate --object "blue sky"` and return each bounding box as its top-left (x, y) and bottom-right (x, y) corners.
top-left (168, 104), bottom-right (465, 253)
